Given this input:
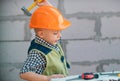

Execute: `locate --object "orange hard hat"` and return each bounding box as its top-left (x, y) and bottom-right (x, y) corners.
top-left (29, 6), bottom-right (71, 30)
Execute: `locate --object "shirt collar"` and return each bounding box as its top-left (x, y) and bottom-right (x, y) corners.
top-left (35, 36), bottom-right (59, 51)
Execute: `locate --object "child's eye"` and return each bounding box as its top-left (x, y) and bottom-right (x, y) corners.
top-left (53, 32), bottom-right (58, 35)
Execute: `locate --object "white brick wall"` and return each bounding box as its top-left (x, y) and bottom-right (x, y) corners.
top-left (0, 0), bottom-right (120, 80)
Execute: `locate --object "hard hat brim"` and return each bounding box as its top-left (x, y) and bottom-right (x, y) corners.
top-left (30, 18), bottom-right (71, 30)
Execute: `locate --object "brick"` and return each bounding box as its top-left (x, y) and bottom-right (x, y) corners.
top-left (66, 40), bottom-right (120, 62)
top-left (0, 42), bottom-right (30, 63)
top-left (62, 18), bottom-right (95, 39)
top-left (0, 21), bottom-right (27, 41)
top-left (64, 0), bottom-right (120, 13)
top-left (101, 17), bottom-right (120, 37)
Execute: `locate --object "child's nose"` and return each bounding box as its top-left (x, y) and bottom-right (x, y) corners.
top-left (58, 33), bottom-right (62, 38)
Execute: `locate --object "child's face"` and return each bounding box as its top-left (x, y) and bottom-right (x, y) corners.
top-left (37, 29), bottom-right (62, 45)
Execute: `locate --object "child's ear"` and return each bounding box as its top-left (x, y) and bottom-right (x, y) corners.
top-left (38, 30), bottom-right (44, 38)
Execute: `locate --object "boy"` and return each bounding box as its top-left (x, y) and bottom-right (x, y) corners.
top-left (20, 0), bottom-right (71, 81)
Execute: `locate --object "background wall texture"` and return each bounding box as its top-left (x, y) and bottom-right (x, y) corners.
top-left (0, 0), bottom-right (120, 81)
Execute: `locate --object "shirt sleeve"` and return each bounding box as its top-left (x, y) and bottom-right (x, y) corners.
top-left (20, 51), bottom-right (46, 74)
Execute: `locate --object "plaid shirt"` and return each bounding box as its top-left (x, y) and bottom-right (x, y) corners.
top-left (20, 36), bottom-right (60, 74)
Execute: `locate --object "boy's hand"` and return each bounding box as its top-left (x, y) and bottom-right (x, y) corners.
top-left (34, 0), bottom-right (52, 7)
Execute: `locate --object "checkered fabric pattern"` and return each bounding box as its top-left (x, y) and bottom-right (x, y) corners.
top-left (20, 36), bottom-right (60, 74)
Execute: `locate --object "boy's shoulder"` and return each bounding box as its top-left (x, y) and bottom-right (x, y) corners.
top-left (28, 39), bottom-right (52, 55)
